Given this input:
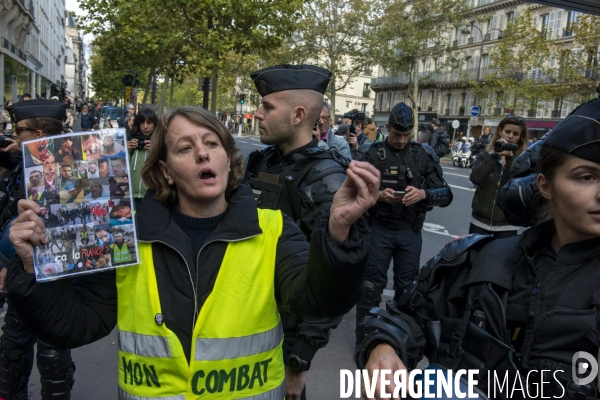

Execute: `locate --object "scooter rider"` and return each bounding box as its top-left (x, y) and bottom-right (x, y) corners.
top-left (354, 102), bottom-right (452, 348)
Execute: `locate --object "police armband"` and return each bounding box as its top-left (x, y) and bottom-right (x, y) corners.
top-left (425, 186), bottom-right (452, 208)
top-left (355, 301), bottom-right (425, 370)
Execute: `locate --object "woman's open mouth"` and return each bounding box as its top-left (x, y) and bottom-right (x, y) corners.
top-left (199, 169), bottom-right (216, 183)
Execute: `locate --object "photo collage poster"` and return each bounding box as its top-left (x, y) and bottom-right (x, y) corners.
top-left (22, 128), bottom-right (139, 282)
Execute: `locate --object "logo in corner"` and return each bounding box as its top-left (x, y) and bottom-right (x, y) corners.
top-left (572, 351), bottom-right (598, 386)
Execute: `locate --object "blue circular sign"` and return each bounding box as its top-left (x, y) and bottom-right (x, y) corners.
top-left (470, 106), bottom-right (481, 117)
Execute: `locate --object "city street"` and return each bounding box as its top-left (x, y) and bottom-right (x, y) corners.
top-left (16, 133), bottom-right (477, 399)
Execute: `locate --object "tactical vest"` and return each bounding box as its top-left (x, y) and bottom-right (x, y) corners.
top-left (116, 208), bottom-right (285, 399)
top-left (246, 146), bottom-right (347, 238)
top-left (367, 142), bottom-right (424, 230)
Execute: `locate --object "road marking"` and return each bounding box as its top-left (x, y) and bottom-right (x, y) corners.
top-left (449, 184), bottom-right (474, 191)
top-left (423, 222), bottom-right (460, 238)
top-left (235, 139), bottom-right (264, 147)
top-left (444, 172), bottom-right (470, 178)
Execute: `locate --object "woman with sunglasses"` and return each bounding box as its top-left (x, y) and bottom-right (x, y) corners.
top-left (468, 115), bottom-right (528, 237)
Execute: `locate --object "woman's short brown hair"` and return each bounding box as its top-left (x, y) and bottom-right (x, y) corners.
top-left (486, 116), bottom-right (528, 155)
top-left (141, 107), bottom-right (244, 205)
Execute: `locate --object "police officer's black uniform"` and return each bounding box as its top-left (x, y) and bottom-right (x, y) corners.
top-left (0, 100), bottom-right (75, 400)
top-left (355, 95), bottom-right (600, 400)
top-left (355, 102), bottom-right (452, 346)
top-left (244, 64), bottom-right (347, 397)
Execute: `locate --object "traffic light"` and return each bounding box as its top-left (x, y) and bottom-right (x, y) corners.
top-left (240, 94), bottom-right (245, 104)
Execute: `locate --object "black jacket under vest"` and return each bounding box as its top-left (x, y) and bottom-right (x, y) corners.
top-left (6, 183), bottom-right (372, 362)
top-left (372, 220), bottom-right (600, 399)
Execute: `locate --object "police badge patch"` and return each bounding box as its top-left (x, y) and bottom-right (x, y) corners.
top-left (155, 313), bottom-right (164, 326)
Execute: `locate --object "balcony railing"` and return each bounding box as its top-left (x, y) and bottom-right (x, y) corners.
top-left (370, 66), bottom-right (595, 89)
top-left (1, 37), bottom-right (27, 61)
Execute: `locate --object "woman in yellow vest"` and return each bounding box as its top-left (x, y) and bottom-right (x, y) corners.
top-left (7, 107), bottom-right (381, 399)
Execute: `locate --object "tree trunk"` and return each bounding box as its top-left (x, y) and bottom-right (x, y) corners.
top-left (412, 61), bottom-right (419, 141)
top-left (330, 74), bottom-right (336, 123)
top-left (142, 68), bottom-right (155, 106)
top-left (211, 67), bottom-right (218, 114)
top-left (158, 73), bottom-right (169, 117)
top-left (169, 77), bottom-right (175, 109)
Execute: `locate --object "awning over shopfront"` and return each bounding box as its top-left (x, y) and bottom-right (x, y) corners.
top-left (243, 113), bottom-right (253, 119)
top-left (526, 0), bottom-right (600, 15)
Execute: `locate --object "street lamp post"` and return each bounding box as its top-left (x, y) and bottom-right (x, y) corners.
top-left (461, 24), bottom-right (503, 108)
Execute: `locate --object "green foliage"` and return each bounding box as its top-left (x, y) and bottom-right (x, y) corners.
top-left (369, 0), bottom-right (465, 136)
top-left (293, 0), bottom-right (375, 120)
top-left (77, 0), bottom-right (303, 111)
top-left (484, 9), bottom-right (555, 112)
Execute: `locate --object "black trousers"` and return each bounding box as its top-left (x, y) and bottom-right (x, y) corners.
top-left (364, 224), bottom-right (423, 294)
top-left (0, 299), bottom-right (74, 400)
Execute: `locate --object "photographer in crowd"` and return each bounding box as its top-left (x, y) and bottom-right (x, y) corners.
top-left (344, 111), bottom-right (372, 160)
top-left (127, 108), bottom-right (158, 209)
top-left (0, 99), bottom-right (76, 399)
top-left (469, 115), bottom-right (527, 237)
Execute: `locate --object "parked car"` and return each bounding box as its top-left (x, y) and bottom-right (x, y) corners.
top-left (102, 107), bottom-right (126, 129)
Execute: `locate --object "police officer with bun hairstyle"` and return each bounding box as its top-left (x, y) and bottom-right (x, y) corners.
top-left (356, 93), bottom-right (600, 400)
top-left (244, 64), bottom-right (353, 400)
top-left (0, 99), bottom-right (75, 399)
top-left (354, 102), bottom-right (452, 348)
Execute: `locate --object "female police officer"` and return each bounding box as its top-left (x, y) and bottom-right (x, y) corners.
top-left (356, 95), bottom-right (600, 400)
top-left (7, 106), bottom-right (380, 399)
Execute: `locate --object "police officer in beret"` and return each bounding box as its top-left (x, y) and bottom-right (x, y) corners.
top-left (0, 99), bottom-right (75, 399)
top-left (244, 64), bottom-right (349, 400)
top-left (356, 93), bottom-right (600, 400)
top-left (354, 102), bottom-right (452, 348)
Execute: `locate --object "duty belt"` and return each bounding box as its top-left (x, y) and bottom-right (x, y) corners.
top-left (371, 218), bottom-right (413, 230)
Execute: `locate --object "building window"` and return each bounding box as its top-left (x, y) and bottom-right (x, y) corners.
top-left (365, 63), bottom-right (372, 76)
top-left (506, 11), bottom-right (515, 26)
top-left (449, 93), bottom-right (460, 115)
top-left (361, 103), bottom-right (368, 112)
top-left (541, 14), bottom-right (549, 37)
top-left (363, 83), bottom-right (371, 97)
top-left (481, 54), bottom-right (490, 69)
top-left (565, 10), bottom-right (579, 37)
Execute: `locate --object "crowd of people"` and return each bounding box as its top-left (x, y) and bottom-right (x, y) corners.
top-left (0, 66), bottom-right (597, 400)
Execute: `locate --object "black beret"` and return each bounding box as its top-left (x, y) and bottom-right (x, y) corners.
top-left (7, 99), bottom-right (68, 125)
top-left (250, 64), bottom-right (332, 97)
top-left (543, 97), bottom-right (600, 163)
top-left (388, 102), bottom-right (414, 131)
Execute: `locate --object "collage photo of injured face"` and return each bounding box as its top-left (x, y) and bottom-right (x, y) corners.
top-left (22, 129), bottom-right (139, 282)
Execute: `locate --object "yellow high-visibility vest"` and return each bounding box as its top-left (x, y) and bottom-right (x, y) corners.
top-left (117, 208), bottom-right (285, 399)
top-left (111, 243), bottom-right (132, 264)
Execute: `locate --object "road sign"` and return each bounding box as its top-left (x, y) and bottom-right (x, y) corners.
top-left (470, 106), bottom-right (481, 117)
top-left (451, 120), bottom-right (460, 129)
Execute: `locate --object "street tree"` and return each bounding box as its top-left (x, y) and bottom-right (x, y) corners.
top-left (547, 12), bottom-right (600, 106)
top-left (293, 0), bottom-right (374, 121)
top-left (484, 9), bottom-right (554, 115)
top-left (370, 0), bottom-right (466, 138)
